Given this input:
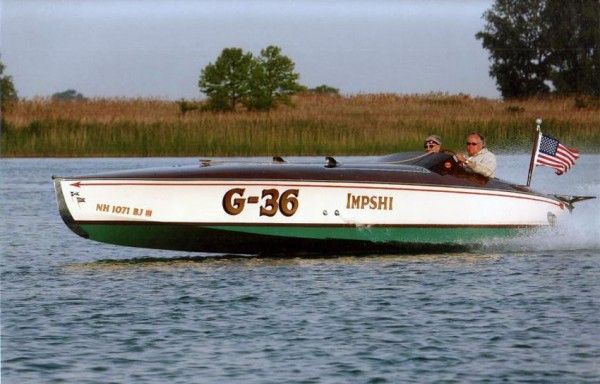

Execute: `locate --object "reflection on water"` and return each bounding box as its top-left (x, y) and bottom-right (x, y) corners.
top-left (65, 253), bottom-right (502, 272)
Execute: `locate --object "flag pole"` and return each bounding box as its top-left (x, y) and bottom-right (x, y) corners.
top-left (526, 118), bottom-right (542, 187)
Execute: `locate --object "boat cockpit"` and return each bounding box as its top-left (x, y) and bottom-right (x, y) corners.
top-left (378, 151), bottom-right (491, 184)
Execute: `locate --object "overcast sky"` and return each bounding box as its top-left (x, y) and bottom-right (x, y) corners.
top-left (1, 0), bottom-right (499, 99)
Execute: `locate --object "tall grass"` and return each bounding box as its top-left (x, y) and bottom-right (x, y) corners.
top-left (2, 93), bottom-right (599, 157)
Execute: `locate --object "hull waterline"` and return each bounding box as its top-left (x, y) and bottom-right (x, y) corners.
top-left (71, 222), bottom-right (526, 255)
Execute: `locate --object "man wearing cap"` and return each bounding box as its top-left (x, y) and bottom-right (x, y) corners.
top-left (455, 132), bottom-right (496, 178)
top-left (424, 135), bottom-right (442, 153)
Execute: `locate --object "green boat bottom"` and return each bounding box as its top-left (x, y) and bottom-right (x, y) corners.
top-left (72, 222), bottom-right (529, 255)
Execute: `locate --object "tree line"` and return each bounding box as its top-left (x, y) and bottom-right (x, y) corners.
top-left (476, 0), bottom-right (599, 98)
top-left (1, 0), bottom-right (598, 113)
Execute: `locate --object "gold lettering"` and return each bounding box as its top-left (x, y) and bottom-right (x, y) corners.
top-left (360, 196), bottom-right (369, 209)
top-left (279, 189), bottom-right (299, 217)
top-left (345, 193), bottom-right (393, 210)
top-left (378, 196), bottom-right (388, 210)
top-left (369, 196), bottom-right (377, 209)
top-left (96, 203), bottom-right (109, 212)
top-left (351, 195), bottom-right (361, 209)
top-left (223, 188), bottom-right (246, 215)
top-left (260, 189), bottom-right (279, 216)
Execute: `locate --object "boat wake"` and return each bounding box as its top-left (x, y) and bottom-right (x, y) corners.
top-left (479, 202), bottom-right (600, 253)
top-left (488, 154), bottom-right (600, 253)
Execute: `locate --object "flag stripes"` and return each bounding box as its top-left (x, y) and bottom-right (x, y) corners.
top-left (535, 133), bottom-right (580, 175)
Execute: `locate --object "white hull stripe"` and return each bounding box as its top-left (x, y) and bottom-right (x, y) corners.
top-left (68, 180), bottom-right (562, 208)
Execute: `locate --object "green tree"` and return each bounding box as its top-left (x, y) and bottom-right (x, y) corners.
top-left (244, 46), bottom-right (302, 110)
top-left (476, 0), bottom-right (551, 98)
top-left (477, 0), bottom-right (600, 98)
top-left (545, 0), bottom-right (600, 96)
top-left (198, 48), bottom-right (254, 111)
top-left (1, 60), bottom-right (18, 112)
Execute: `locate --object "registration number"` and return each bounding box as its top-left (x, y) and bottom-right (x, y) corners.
top-left (222, 188), bottom-right (299, 217)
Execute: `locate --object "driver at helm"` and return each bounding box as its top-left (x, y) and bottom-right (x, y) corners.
top-left (455, 132), bottom-right (497, 178)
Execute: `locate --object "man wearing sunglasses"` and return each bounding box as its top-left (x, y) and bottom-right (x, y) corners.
top-left (424, 135), bottom-right (442, 153)
top-left (455, 132), bottom-right (496, 178)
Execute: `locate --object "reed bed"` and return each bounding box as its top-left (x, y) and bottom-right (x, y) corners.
top-left (2, 94), bottom-right (599, 157)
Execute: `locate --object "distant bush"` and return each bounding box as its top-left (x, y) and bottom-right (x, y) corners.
top-left (309, 85), bottom-right (340, 95)
top-left (51, 89), bottom-right (86, 101)
top-left (574, 96), bottom-right (600, 110)
top-left (175, 98), bottom-right (201, 115)
top-left (505, 105), bottom-right (525, 113)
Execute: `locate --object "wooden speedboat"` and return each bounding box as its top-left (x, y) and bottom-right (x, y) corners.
top-left (53, 152), bottom-right (591, 255)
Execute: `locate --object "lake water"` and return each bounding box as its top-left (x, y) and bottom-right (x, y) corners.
top-left (2, 155), bottom-right (599, 383)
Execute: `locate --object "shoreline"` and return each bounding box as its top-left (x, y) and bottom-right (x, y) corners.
top-left (3, 151), bottom-right (600, 159)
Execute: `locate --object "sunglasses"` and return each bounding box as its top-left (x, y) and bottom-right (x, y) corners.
top-left (466, 142), bottom-right (480, 146)
top-left (424, 142), bottom-right (439, 148)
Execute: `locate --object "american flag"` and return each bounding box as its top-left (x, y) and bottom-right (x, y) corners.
top-left (534, 133), bottom-right (580, 175)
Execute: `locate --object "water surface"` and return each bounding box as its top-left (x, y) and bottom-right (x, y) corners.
top-left (1, 155), bottom-right (599, 383)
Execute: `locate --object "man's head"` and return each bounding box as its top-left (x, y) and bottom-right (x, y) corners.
top-left (465, 132), bottom-right (485, 156)
top-left (424, 135), bottom-right (442, 153)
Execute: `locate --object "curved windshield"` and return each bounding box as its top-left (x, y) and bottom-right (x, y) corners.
top-left (379, 151), bottom-right (452, 170)
top-left (380, 151), bottom-right (492, 184)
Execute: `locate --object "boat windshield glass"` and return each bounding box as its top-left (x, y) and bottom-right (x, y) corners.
top-left (379, 151), bottom-right (451, 170)
top-left (380, 151), bottom-right (491, 183)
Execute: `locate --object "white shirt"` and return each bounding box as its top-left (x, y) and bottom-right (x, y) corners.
top-left (465, 147), bottom-right (496, 178)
